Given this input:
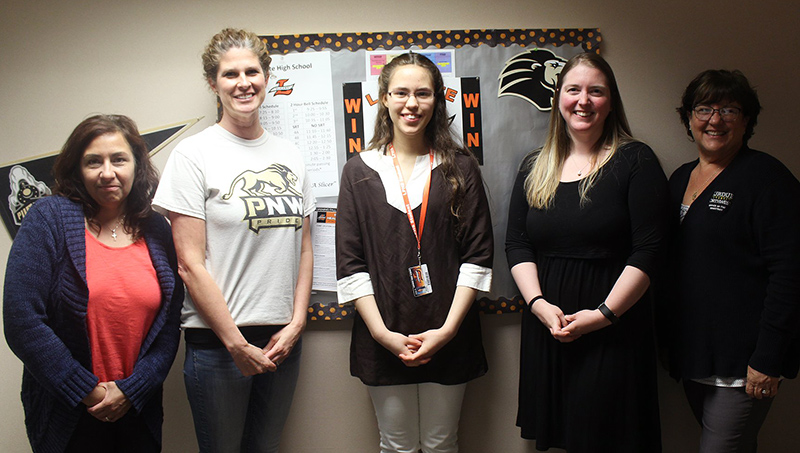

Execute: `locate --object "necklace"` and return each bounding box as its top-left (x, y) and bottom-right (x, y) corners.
top-left (573, 157), bottom-right (592, 177)
top-left (109, 217), bottom-right (124, 241)
top-left (690, 167), bottom-right (723, 200)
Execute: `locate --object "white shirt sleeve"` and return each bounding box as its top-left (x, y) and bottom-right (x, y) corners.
top-left (336, 272), bottom-right (374, 305)
top-left (152, 145), bottom-right (207, 220)
top-left (456, 263), bottom-right (493, 292)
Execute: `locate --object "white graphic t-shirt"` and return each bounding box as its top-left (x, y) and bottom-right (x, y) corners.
top-left (154, 124), bottom-right (316, 328)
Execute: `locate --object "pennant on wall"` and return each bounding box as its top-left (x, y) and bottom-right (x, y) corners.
top-left (0, 118), bottom-right (200, 239)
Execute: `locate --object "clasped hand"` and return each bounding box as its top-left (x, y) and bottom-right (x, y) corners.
top-left (530, 299), bottom-right (611, 343)
top-left (83, 381), bottom-right (131, 422)
top-left (229, 323), bottom-right (304, 376)
top-left (377, 328), bottom-right (454, 367)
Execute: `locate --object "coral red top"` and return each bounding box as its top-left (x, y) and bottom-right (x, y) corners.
top-left (85, 229), bottom-right (162, 382)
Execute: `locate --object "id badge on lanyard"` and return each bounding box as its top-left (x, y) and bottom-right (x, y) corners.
top-left (389, 144), bottom-right (434, 297)
top-left (409, 263), bottom-right (433, 297)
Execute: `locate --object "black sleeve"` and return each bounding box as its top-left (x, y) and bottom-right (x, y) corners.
top-left (505, 154), bottom-right (537, 268)
top-left (623, 143), bottom-right (669, 278)
top-left (749, 168), bottom-right (800, 377)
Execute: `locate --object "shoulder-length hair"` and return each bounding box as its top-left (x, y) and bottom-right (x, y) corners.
top-left (369, 51), bottom-right (477, 222)
top-left (52, 114), bottom-right (159, 238)
top-left (524, 52), bottom-right (634, 210)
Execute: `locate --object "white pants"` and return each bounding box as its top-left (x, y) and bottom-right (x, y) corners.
top-left (367, 383), bottom-right (467, 453)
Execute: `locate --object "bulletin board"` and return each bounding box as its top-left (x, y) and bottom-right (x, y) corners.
top-left (258, 29), bottom-right (602, 319)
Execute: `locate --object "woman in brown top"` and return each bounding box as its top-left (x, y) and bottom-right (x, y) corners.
top-left (335, 52), bottom-right (493, 453)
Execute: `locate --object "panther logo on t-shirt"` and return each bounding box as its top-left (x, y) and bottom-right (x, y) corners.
top-left (221, 163), bottom-right (304, 232)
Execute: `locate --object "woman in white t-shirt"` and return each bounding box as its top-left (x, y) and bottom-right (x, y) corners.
top-left (153, 28), bottom-right (315, 453)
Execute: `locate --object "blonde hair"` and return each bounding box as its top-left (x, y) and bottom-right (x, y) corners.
top-left (524, 53), bottom-right (633, 209)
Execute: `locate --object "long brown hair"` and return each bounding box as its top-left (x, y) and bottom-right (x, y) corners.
top-left (369, 52), bottom-right (476, 221)
top-left (52, 114), bottom-right (159, 238)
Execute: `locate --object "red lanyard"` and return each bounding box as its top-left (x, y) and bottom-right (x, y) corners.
top-left (388, 144), bottom-right (433, 262)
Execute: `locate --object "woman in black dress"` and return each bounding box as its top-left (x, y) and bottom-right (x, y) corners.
top-left (505, 52), bottom-right (667, 452)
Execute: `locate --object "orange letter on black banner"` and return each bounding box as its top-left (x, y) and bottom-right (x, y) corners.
top-left (460, 78), bottom-right (483, 164)
top-left (343, 83), bottom-right (365, 158)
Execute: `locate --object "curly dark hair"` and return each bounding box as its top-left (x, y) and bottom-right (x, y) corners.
top-left (677, 69), bottom-right (761, 144)
top-left (52, 114), bottom-right (159, 239)
top-left (368, 52), bottom-right (477, 222)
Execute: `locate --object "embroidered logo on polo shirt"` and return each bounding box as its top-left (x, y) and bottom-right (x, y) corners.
top-left (708, 191), bottom-right (733, 212)
top-left (221, 164), bottom-right (304, 233)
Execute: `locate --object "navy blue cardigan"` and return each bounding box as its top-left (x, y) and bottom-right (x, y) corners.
top-left (4, 196), bottom-right (183, 453)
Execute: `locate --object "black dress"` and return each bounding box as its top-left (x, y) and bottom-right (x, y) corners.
top-left (505, 142), bottom-right (667, 452)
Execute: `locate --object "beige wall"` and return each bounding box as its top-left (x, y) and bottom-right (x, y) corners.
top-left (1, 1), bottom-right (798, 451)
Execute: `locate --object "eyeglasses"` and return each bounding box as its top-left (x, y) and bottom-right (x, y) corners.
top-left (693, 106), bottom-right (742, 122)
top-left (387, 89), bottom-right (435, 102)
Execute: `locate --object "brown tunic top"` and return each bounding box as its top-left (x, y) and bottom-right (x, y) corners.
top-left (336, 151), bottom-right (493, 385)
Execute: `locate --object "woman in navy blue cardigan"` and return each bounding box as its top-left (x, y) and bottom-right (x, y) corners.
top-left (4, 115), bottom-right (183, 452)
